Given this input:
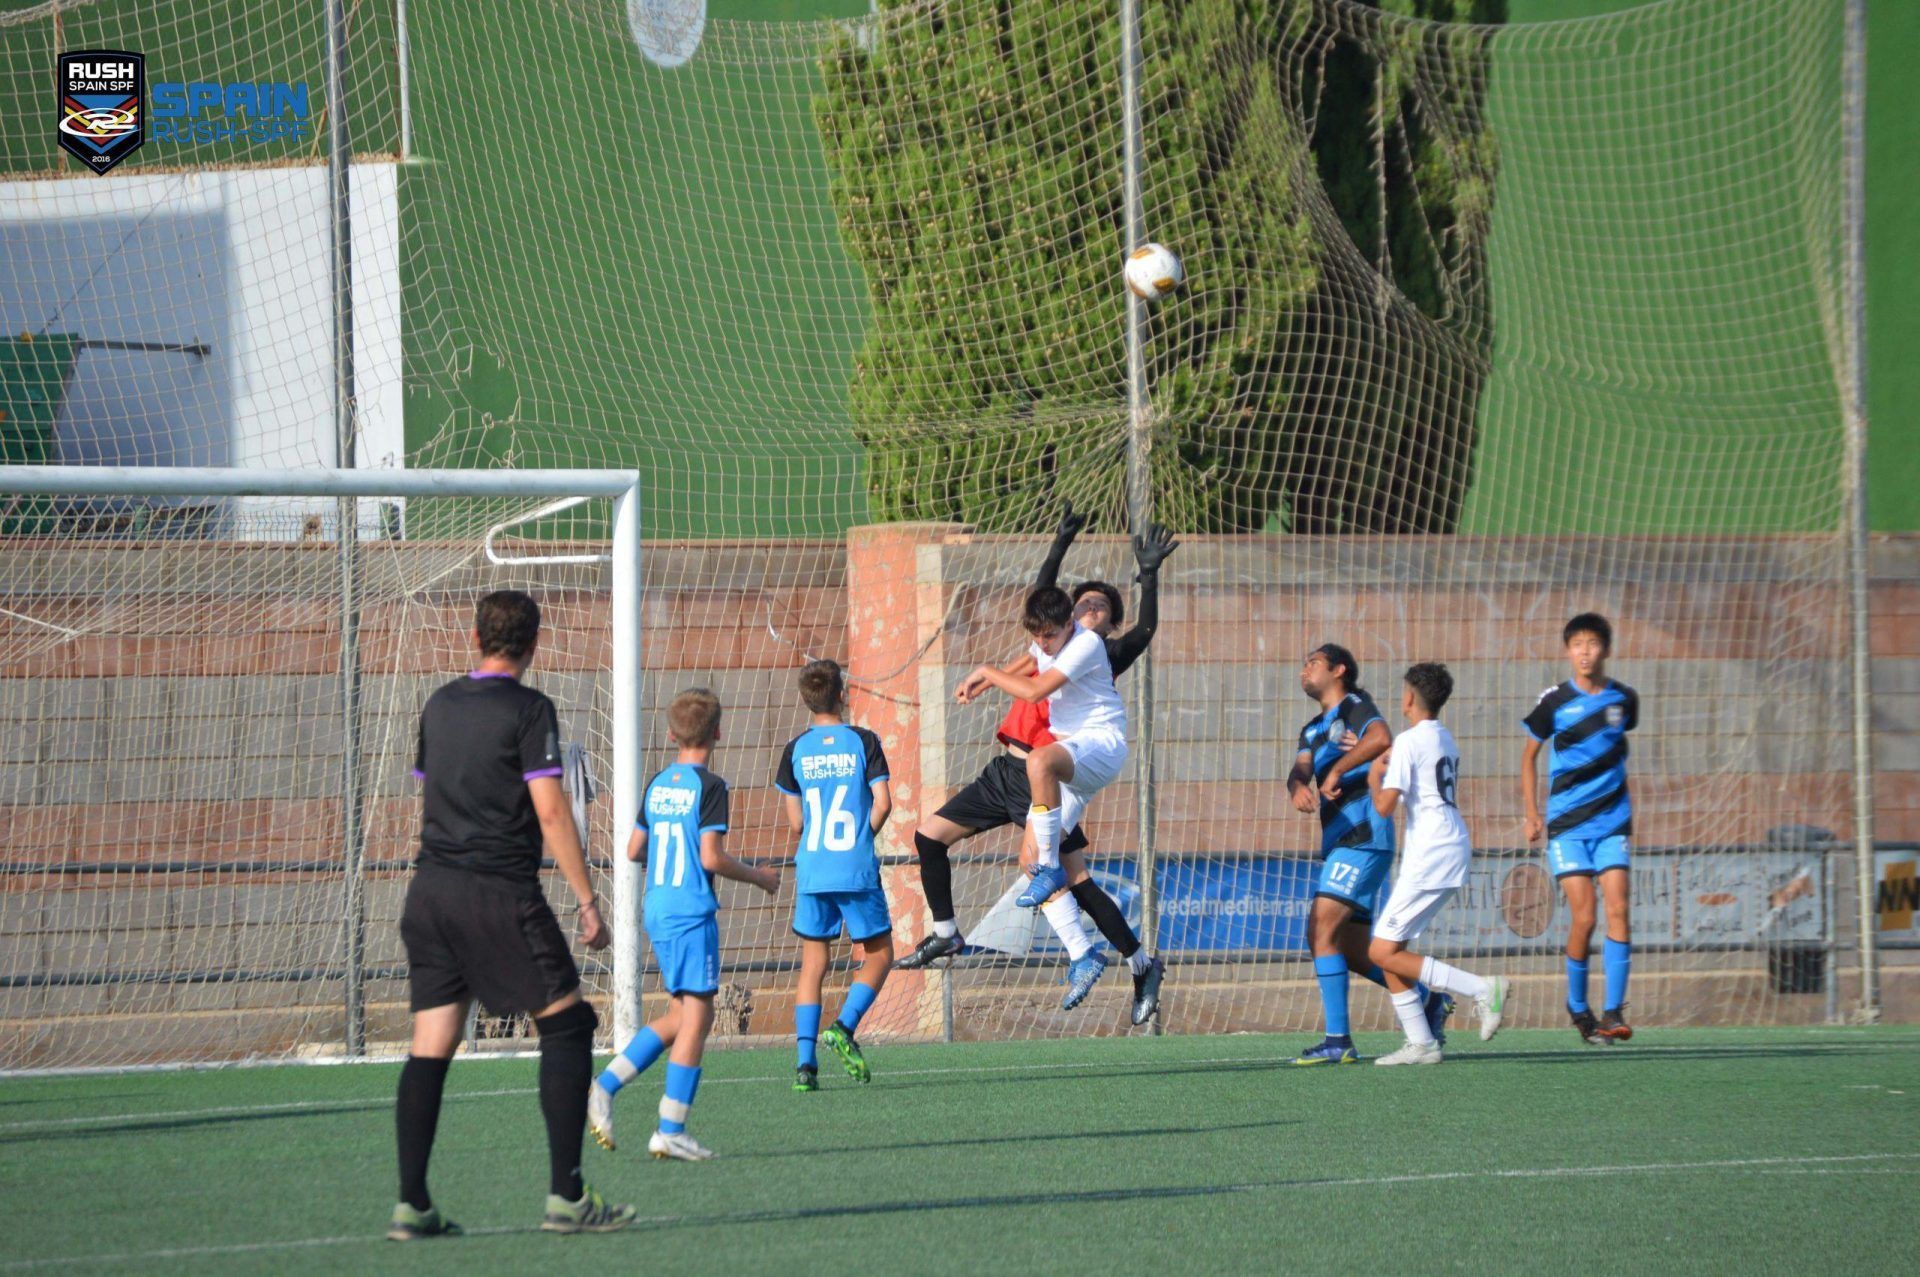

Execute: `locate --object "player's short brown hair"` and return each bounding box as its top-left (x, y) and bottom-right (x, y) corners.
top-left (667, 687), bottom-right (721, 747)
top-left (1023, 585), bottom-right (1074, 635)
top-left (475, 590), bottom-right (540, 661)
top-left (798, 659), bottom-right (846, 715)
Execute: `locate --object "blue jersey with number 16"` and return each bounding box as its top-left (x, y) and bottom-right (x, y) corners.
top-left (774, 724), bottom-right (889, 895)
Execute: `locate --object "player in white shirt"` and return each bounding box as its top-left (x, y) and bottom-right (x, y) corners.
top-left (957, 585), bottom-right (1129, 911)
top-left (1364, 663), bottom-right (1511, 1065)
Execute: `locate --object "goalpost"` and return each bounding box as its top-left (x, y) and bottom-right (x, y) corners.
top-left (0, 466), bottom-right (644, 1067)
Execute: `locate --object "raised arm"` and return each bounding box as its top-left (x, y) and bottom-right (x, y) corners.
top-left (1034, 501), bottom-right (1088, 589)
top-left (1108, 522), bottom-right (1177, 677)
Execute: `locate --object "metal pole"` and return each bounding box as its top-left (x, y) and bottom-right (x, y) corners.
top-left (610, 483), bottom-right (643, 1049)
top-left (396, 0), bottom-right (412, 160)
top-left (327, 0), bottom-right (367, 1056)
top-left (1119, 0), bottom-right (1159, 1016)
top-left (1842, 0), bottom-right (1877, 1023)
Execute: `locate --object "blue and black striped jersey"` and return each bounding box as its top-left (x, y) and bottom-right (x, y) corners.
top-left (1522, 680), bottom-right (1639, 841)
top-left (1297, 691), bottom-right (1395, 854)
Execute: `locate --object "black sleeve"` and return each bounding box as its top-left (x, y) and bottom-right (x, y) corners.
top-left (859, 727), bottom-right (890, 782)
top-left (1522, 686), bottom-right (1562, 741)
top-left (1347, 691), bottom-right (1384, 732)
top-left (774, 737), bottom-right (799, 795)
top-left (699, 773), bottom-right (731, 833)
top-left (1621, 684), bottom-right (1639, 732)
top-left (412, 716), bottom-right (426, 780)
top-left (1034, 525), bottom-right (1076, 589)
top-left (519, 696), bottom-right (563, 779)
top-left (1106, 568), bottom-right (1160, 677)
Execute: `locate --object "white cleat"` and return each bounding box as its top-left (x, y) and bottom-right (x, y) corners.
top-left (1374, 1040), bottom-right (1444, 1066)
top-left (649, 1129), bottom-right (716, 1161)
top-left (587, 1084), bottom-right (616, 1151)
top-left (1477, 976), bottom-right (1511, 1042)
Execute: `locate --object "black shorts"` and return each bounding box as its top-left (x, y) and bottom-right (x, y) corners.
top-left (935, 753), bottom-right (1090, 854)
top-left (399, 863), bottom-right (581, 1016)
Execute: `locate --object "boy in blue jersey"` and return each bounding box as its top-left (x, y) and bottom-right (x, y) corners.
top-left (1285, 644), bottom-right (1448, 1065)
top-left (1522, 613), bottom-right (1639, 1045)
top-left (588, 689), bottom-right (779, 1161)
top-left (775, 660), bottom-right (895, 1091)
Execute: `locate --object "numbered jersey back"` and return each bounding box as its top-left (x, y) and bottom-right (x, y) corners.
top-left (641, 763), bottom-right (729, 929)
top-left (775, 724), bottom-right (890, 895)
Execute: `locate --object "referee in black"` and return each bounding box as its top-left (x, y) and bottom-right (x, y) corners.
top-left (388, 590), bottom-right (636, 1239)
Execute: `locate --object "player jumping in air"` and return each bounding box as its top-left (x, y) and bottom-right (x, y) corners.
top-left (895, 507), bottom-right (1174, 1023)
top-left (589, 689), bottom-right (780, 1160)
top-left (1287, 644), bottom-right (1451, 1065)
top-left (1521, 613), bottom-right (1639, 1045)
top-left (774, 660), bottom-right (894, 1091)
top-left (1364, 663), bottom-right (1511, 1065)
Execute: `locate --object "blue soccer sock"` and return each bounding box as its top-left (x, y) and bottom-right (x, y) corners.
top-left (1314, 954), bottom-right (1351, 1039)
top-left (1354, 963), bottom-right (1431, 1004)
top-left (837, 981), bottom-right (880, 1036)
top-left (1566, 956), bottom-right (1592, 1014)
top-left (596, 1026), bottom-right (664, 1096)
top-left (795, 1003), bottom-right (821, 1069)
top-left (658, 1062), bottom-right (701, 1135)
top-left (1603, 939), bottom-right (1631, 1012)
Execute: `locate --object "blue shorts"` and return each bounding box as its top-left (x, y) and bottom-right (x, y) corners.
top-left (1315, 847), bottom-right (1394, 924)
top-left (793, 887), bottom-right (892, 945)
top-left (648, 917), bottom-right (720, 996)
top-left (1547, 835), bottom-right (1630, 879)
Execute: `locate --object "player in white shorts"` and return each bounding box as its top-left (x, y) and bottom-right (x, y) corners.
top-left (957, 585), bottom-right (1128, 910)
top-left (1364, 662), bottom-right (1511, 1066)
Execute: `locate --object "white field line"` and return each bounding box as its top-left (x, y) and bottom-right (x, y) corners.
top-left (2, 1153), bottom-right (1915, 1271)
top-left (5, 1037), bottom-right (1910, 1135)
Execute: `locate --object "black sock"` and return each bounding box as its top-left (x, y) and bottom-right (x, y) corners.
top-left (1071, 879), bottom-right (1141, 958)
top-left (535, 1001), bottom-right (598, 1201)
top-left (914, 831), bottom-right (956, 923)
top-left (396, 1054), bottom-right (451, 1212)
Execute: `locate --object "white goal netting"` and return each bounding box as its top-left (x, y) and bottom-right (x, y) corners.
top-left (0, 0), bottom-right (1858, 1068)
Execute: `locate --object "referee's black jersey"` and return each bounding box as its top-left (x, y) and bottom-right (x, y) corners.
top-left (413, 671), bottom-right (564, 886)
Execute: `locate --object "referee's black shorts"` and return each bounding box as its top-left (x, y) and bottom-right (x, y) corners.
top-left (934, 753), bottom-right (1090, 854)
top-left (399, 863), bottom-right (581, 1016)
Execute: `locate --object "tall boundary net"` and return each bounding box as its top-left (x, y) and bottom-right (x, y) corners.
top-left (0, 0), bottom-right (1876, 1068)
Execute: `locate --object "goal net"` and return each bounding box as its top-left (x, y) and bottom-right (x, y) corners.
top-left (0, 0), bottom-right (1859, 1066)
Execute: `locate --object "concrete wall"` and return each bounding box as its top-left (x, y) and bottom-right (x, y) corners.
top-left (1, 532), bottom-right (1914, 1066)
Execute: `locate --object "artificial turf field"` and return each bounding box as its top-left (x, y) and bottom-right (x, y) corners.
top-left (2, 1027), bottom-right (1915, 1274)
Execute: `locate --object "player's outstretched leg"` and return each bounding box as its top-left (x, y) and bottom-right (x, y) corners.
top-left (897, 824), bottom-right (971, 969)
top-left (590, 1022), bottom-right (668, 1150)
top-left (1292, 899), bottom-right (1361, 1065)
top-left (1061, 846), bottom-right (1162, 1024)
top-left (1558, 872), bottom-right (1604, 1044)
top-left (1015, 745), bottom-right (1075, 907)
top-left (793, 937), bottom-right (829, 1092)
top-left (389, 1000), bottom-right (462, 1241)
top-left (823, 932), bottom-right (891, 1082)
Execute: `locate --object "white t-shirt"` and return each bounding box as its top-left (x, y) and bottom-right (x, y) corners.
top-left (1381, 719), bottom-right (1471, 889)
top-left (1032, 626), bottom-right (1127, 739)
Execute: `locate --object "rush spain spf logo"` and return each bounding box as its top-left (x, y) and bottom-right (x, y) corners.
top-left (58, 50), bottom-right (144, 174)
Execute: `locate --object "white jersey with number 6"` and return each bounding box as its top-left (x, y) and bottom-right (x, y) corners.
top-left (1381, 719), bottom-right (1471, 889)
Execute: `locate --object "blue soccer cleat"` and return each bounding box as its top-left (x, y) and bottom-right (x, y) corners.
top-left (1061, 950), bottom-right (1109, 1010)
top-left (1016, 865), bottom-right (1069, 909)
top-left (1289, 1037), bottom-right (1360, 1066)
top-left (1424, 991), bottom-right (1455, 1049)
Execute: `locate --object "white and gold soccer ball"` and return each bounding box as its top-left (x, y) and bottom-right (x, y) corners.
top-left (1124, 242), bottom-right (1184, 301)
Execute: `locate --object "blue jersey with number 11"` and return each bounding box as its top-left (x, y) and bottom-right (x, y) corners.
top-left (641, 763), bottom-right (729, 932)
top-left (775, 724), bottom-right (889, 895)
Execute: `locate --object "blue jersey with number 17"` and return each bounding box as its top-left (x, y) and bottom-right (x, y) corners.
top-left (774, 724), bottom-right (889, 895)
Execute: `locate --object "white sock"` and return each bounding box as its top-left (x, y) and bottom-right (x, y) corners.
top-left (1392, 988), bottom-right (1436, 1046)
top-left (932, 917), bottom-right (959, 939)
top-left (1127, 950), bottom-right (1153, 976)
top-left (1040, 895), bottom-right (1094, 960)
top-left (1420, 956), bottom-right (1488, 1001)
top-left (1028, 806), bottom-right (1061, 868)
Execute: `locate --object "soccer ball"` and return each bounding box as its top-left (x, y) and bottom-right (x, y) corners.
top-left (1124, 242), bottom-right (1184, 301)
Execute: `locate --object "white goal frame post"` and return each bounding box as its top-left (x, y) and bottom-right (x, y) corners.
top-left (0, 466), bottom-right (647, 1053)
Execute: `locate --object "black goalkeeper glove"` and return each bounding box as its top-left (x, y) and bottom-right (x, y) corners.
top-left (1055, 500), bottom-right (1089, 543)
top-left (1132, 522), bottom-right (1179, 579)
